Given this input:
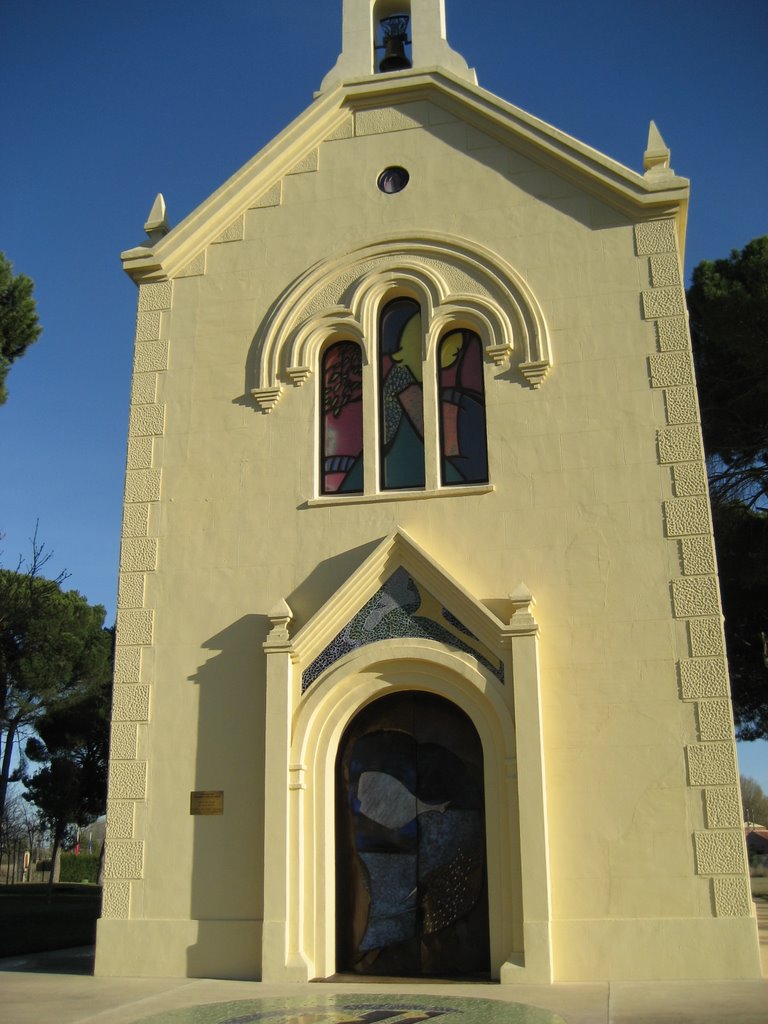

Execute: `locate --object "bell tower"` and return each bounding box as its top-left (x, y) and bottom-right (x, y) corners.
top-left (319, 0), bottom-right (476, 92)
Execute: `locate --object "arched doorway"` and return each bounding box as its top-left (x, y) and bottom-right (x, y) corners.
top-left (335, 690), bottom-right (490, 977)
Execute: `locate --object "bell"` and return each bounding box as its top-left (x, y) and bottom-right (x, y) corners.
top-left (379, 35), bottom-right (411, 73)
top-left (378, 14), bottom-right (412, 73)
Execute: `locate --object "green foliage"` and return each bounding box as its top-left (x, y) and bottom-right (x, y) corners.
top-left (59, 852), bottom-right (100, 884)
top-left (23, 676), bottom-right (113, 842)
top-left (687, 236), bottom-right (768, 508)
top-left (711, 503), bottom-right (768, 739)
top-left (0, 537), bottom-right (113, 816)
top-left (0, 252), bottom-right (42, 405)
top-left (687, 237), bottom-right (768, 740)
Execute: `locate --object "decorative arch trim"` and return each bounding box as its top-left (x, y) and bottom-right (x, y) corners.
top-left (260, 528), bottom-right (553, 985)
top-left (251, 233), bottom-right (552, 411)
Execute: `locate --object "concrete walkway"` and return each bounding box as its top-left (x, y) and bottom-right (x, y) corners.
top-left (1, 900), bottom-right (766, 1024)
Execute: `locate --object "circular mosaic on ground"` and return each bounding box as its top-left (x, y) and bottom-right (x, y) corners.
top-left (137, 994), bottom-right (566, 1024)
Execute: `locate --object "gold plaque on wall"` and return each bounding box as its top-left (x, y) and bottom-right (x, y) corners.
top-left (190, 790), bottom-right (224, 815)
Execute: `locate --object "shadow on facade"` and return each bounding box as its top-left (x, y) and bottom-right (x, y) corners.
top-left (186, 613), bottom-right (268, 978)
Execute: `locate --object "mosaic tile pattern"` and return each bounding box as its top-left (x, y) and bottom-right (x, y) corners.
top-left (302, 568), bottom-right (504, 691)
top-left (138, 994), bottom-right (566, 1024)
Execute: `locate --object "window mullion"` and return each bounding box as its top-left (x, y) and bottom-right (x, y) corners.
top-left (423, 347), bottom-right (440, 491)
top-left (362, 356), bottom-right (378, 494)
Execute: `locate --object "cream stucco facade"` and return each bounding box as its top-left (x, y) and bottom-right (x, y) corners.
top-left (95, 0), bottom-right (761, 983)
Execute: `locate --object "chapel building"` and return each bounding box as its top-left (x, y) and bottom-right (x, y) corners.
top-left (95, 0), bottom-right (761, 983)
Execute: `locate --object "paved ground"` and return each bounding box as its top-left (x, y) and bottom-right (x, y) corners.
top-left (0, 900), bottom-right (766, 1024)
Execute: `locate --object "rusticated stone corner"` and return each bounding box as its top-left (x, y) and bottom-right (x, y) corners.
top-left (110, 722), bottom-right (139, 761)
top-left (657, 316), bottom-right (690, 351)
top-left (111, 686), bottom-right (151, 722)
top-left (113, 646), bottom-right (142, 683)
top-left (134, 340), bottom-right (169, 374)
top-left (102, 879), bottom-right (131, 918)
top-left (108, 761), bottom-right (148, 801)
top-left (657, 425), bottom-right (702, 464)
top-left (138, 281), bottom-right (172, 312)
top-left (664, 386), bottom-right (699, 425)
top-left (649, 352), bottom-right (692, 389)
top-left (642, 288), bottom-right (686, 321)
top-left (106, 800), bottom-right (135, 839)
top-left (126, 436), bottom-right (153, 471)
top-left (680, 658), bottom-right (728, 699)
top-left (687, 743), bottom-right (738, 787)
top-left (649, 253), bottom-right (681, 288)
top-left (713, 876), bottom-right (753, 917)
top-left (129, 403), bottom-right (165, 438)
top-left (125, 469), bottom-right (162, 504)
top-left (697, 700), bottom-right (734, 742)
top-left (704, 787), bottom-right (742, 830)
top-left (688, 618), bottom-right (724, 658)
top-left (135, 310), bottom-right (162, 343)
top-left (672, 462), bottom-right (707, 497)
top-left (122, 503), bottom-right (151, 538)
top-left (635, 219), bottom-right (677, 256)
top-left (117, 573), bottom-right (145, 610)
top-left (116, 609), bottom-right (154, 647)
top-left (694, 830), bottom-right (744, 875)
top-left (120, 537), bottom-right (158, 574)
top-left (104, 840), bottom-right (145, 880)
top-left (672, 577), bottom-right (720, 618)
top-left (664, 497), bottom-right (710, 537)
top-left (680, 536), bottom-right (716, 576)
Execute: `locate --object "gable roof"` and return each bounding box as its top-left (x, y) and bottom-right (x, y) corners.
top-left (122, 67), bottom-right (689, 284)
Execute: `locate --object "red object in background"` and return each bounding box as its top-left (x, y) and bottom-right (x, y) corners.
top-left (74, 843), bottom-right (80, 856)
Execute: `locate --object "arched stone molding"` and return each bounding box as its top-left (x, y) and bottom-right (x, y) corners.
top-left (251, 233), bottom-right (552, 411)
top-left (299, 646), bottom-right (516, 978)
top-left (260, 529), bottom-right (553, 985)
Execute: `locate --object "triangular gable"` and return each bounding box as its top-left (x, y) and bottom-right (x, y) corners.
top-left (122, 69), bottom-right (690, 285)
top-left (290, 528), bottom-right (510, 692)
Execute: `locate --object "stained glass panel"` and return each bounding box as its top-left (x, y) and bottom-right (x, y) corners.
top-left (321, 342), bottom-right (364, 494)
top-left (438, 330), bottom-right (488, 486)
top-left (379, 298), bottom-right (425, 490)
top-left (336, 692), bottom-right (490, 977)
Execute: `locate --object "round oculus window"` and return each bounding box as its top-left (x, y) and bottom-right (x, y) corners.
top-left (377, 166), bottom-right (409, 194)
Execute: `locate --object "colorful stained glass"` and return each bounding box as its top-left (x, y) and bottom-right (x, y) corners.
top-left (379, 298), bottom-right (425, 490)
top-left (321, 342), bottom-right (364, 494)
top-left (438, 330), bottom-right (488, 486)
top-left (337, 692), bottom-right (490, 977)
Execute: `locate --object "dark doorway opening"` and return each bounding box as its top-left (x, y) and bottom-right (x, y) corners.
top-left (336, 691), bottom-right (490, 977)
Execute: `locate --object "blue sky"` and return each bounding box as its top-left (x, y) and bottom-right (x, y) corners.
top-left (1, 1), bottom-right (766, 786)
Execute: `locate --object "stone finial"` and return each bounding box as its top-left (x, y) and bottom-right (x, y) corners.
top-left (509, 582), bottom-right (536, 627)
top-left (144, 193), bottom-right (170, 243)
top-left (644, 121), bottom-right (674, 177)
top-left (265, 599), bottom-right (293, 647)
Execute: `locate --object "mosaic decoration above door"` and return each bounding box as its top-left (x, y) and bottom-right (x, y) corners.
top-left (302, 567), bottom-right (503, 692)
top-left (336, 692), bottom-right (490, 978)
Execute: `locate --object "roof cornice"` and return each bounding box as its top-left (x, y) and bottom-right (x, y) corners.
top-left (122, 68), bottom-right (689, 285)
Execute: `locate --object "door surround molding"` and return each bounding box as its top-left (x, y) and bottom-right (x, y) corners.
top-left (261, 531), bottom-right (553, 984)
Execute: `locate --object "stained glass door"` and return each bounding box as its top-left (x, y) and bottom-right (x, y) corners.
top-left (336, 692), bottom-right (490, 977)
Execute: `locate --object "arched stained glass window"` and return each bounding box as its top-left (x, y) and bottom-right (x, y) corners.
top-left (378, 298), bottom-right (425, 490)
top-left (321, 341), bottom-right (364, 495)
top-left (438, 329), bottom-right (488, 486)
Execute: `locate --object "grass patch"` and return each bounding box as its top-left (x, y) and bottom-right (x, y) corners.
top-left (0, 885), bottom-right (102, 957)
